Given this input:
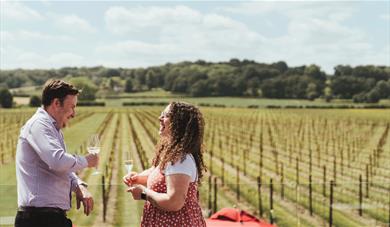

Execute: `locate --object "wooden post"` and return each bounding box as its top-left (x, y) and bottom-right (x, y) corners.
top-left (296, 157), bottom-right (299, 186)
top-left (257, 176), bottom-right (263, 217)
top-left (208, 175), bottom-right (212, 213)
top-left (210, 149), bottom-right (213, 173)
top-left (365, 164), bottom-right (369, 198)
top-left (236, 165), bottom-right (240, 201)
top-left (243, 149), bottom-right (246, 176)
top-left (102, 175), bottom-right (106, 222)
top-left (259, 132), bottom-right (263, 177)
top-left (213, 177), bottom-right (217, 213)
top-left (281, 163), bottom-right (284, 199)
top-left (270, 178), bottom-right (274, 224)
top-left (329, 180), bottom-right (334, 227)
top-left (333, 157), bottom-right (337, 185)
top-left (309, 148), bottom-right (312, 175)
top-left (323, 165), bottom-right (326, 197)
top-left (359, 174), bottom-right (363, 216)
top-left (221, 156), bottom-right (225, 186)
top-left (309, 174), bottom-right (313, 216)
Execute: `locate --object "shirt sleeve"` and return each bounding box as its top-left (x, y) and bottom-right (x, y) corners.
top-left (165, 154), bottom-right (197, 182)
top-left (69, 172), bottom-right (87, 192)
top-left (26, 119), bottom-right (88, 173)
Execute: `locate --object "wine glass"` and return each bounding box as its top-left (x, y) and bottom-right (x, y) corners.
top-left (124, 159), bottom-right (134, 174)
top-left (87, 134), bottom-right (100, 175)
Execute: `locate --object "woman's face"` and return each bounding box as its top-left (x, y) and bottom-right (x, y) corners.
top-left (159, 104), bottom-right (171, 137)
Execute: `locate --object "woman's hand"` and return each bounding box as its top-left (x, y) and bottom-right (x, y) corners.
top-left (123, 171), bottom-right (138, 186)
top-left (127, 184), bottom-right (146, 200)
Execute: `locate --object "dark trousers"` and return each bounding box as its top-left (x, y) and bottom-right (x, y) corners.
top-left (14, 211), bottom-right (72, 227)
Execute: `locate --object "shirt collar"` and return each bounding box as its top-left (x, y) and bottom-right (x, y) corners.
top-left (37, 107), bottom-right (60, 130)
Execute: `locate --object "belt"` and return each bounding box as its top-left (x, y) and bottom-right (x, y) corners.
top-left (18, 206), bottom-right (66, 215)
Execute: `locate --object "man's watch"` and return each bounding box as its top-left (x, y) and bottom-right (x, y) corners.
top-left (141, 189), bottom-right (147, 200)
top-left (79, 182), bottom-right (88, 188)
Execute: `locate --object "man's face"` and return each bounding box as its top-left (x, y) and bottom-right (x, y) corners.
top-left (55, 95), bottom-right (77, 129)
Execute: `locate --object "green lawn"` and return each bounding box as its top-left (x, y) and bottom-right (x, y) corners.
top-left (100, 96), bottom-right (390, 108)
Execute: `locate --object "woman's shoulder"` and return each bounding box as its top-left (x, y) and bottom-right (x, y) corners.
top-left (171, 154), bottom-right (196, 168)
top-left (165, 154), bottom-right (197, 181)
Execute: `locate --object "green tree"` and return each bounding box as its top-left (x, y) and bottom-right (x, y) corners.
top-left (125, 79), bottom-right (133, 93)
top-left (334, 65), bottom-right (353, 76)
top-left (69, 77), bottom-right (98, 101)
top-left (304, 64), bottom-right (326, 81)
top-left (261, 78), bottom-right (286, 98)
top-left (190, 80), bottom-right (210, 97)
top-left (29, 95), bottom-right (41, 107)
top-left (271, 61), bottom-right (288, 73)
top-left (331, 76), bottom-right (371, 99)
top-left (306, 82), bottom-right (318, 100)
top-left (0, 88), bottom-right (13, 108)
top-left (323, 80), bottom-right (333, 102)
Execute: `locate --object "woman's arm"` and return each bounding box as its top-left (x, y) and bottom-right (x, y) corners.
top-left (123, 167), bottom-right (153, 187)
top-left (129, 173), bottom-right (191, 212)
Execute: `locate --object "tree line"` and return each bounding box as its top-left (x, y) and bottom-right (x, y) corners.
top-left (0, 59), bottom-right (389, 108)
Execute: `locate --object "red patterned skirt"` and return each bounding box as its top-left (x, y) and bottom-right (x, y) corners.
top-left (141, 168), bottom-right (206, 227)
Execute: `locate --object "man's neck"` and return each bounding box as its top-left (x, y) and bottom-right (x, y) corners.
top-left (43, 106), bottom-right (60, 129)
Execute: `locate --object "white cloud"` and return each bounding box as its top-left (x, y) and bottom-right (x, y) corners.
top-left (97, 40), bottom-right (177, 55)
top-left (1, 2), bottom-right (388, 71)
top-left (55, 14), bottom-right (96, 34)
top-left (218, 1), bottom-right (382, 73)
top-left (1, 48), bottom-right (86, 69)
top-left (48, 52), bottom-right (84, 66)
top-left (0, 1), bottom-right (44, 21)
top-left (1, 30), bottom-right (73, 42)
top-left (221, 1), bottom-right (355, 21)
top-left (101, 5), bottom-right (267, 66)
top-left (105, 5), bottom-right (201, 34)
top-left (381, 13), bottom-right (390, 21)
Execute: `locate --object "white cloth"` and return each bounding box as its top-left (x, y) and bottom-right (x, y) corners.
top-left (164, 154), bottom-right (197, 182)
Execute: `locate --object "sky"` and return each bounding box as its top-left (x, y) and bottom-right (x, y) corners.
top-left (0, 0), bottom-right (389, 74)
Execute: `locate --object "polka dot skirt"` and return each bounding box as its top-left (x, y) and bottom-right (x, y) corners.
top-left (141, 168), bottom-right (206, 227)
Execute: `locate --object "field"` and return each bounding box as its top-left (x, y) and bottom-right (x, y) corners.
top-left (12, 88), bottom-right (390, 108)
top-left (0, 106), bottom-right (389, 227)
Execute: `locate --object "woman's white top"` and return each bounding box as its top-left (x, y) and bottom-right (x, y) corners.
top-left (164, 154), bottom-right (197, 182)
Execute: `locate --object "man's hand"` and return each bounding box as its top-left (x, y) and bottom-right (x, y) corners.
top-left (85, 153), bottom-right (99, 168)
top-left (75, 184), bottom-right (94, 216)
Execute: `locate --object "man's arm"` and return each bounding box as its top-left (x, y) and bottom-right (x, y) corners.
top-left (70, 172), bottom-right (94, 216)
top-left (26, 120), bottom-right (89, 172)
top-left (70, 172), bottom-right (88, 192)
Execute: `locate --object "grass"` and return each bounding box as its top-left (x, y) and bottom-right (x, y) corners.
top-left (114, 113), bottom-right (143, 226)
top-left (100, 96), bottom-right (388, 108)
top-left (95, 90), bottom-right (390, 108)
top-left (1, 106), bottom-right (389, 227)
top-left (0, 163), bottom-right (17, 217)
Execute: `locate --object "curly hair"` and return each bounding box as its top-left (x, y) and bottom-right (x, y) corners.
top-left (152, 101), bottom-right (206, 183)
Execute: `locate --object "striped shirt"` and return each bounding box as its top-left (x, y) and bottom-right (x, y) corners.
top-left (16, 107), bottom-right (88, 210)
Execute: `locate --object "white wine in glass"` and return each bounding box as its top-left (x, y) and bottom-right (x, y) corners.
top-left (87, 134), bottom-right (100, 175)
top-left (124, 160), bottom-right (133, 174)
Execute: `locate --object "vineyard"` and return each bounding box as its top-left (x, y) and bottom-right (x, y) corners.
top-left (0, 107), bottom-right (389, 227)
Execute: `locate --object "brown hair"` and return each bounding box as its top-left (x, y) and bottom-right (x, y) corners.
top-left (42, 79), bottom-right (79, 107)
top-left (152, 101), bottom-right (206, 183)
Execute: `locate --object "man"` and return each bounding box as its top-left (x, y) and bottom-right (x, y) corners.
top-left (15, 79), bottom-right (99, 227)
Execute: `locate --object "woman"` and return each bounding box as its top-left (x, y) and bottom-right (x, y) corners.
top-left (124, 101), bottom-right (207, 227)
